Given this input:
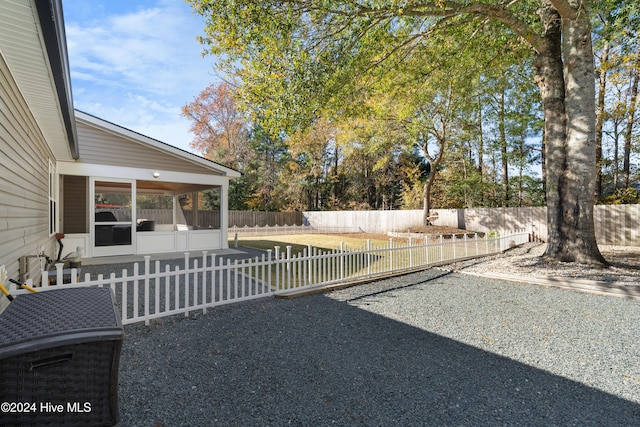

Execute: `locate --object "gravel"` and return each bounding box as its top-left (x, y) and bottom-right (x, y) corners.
top-left (114, 266), bottom-right (640, 426)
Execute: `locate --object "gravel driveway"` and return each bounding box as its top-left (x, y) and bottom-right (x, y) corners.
top-left (115, 267), bottom-right (640, 426)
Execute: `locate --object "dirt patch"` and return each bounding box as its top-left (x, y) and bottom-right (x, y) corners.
top-left (403, 225), bottom-right (476, 235)
top-left (331, 226), bottom-right (479, 243)
top-left (331, 233), bottom-right (397, 241)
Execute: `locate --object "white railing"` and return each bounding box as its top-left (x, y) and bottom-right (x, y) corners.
top-left (10, 231), bottom-right (529, 325)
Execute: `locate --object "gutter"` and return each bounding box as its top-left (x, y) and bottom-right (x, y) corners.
top-left (35, 0), bottom-right (79, 160)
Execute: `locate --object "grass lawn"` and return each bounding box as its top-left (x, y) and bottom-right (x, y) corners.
top-left (228, 231), bottom-right (491, 291)
top-left (232, 233), bottom-right (394, 255)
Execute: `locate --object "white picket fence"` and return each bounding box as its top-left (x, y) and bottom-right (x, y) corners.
top-left (10, 231), bottom-right (529, 326)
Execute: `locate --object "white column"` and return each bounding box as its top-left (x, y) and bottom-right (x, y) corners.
top-left (220, 183), bottom-right (229, 249)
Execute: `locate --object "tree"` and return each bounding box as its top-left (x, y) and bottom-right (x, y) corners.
top-left (283, 119), bottom-right (337, 210)
top-left (591, 3), bottom-right (640, 199)
top-left (245, 125), bottom-right (290, 211)
top-left (335, 112), bottom-right (406, 210)
top-left (182, 82), bottom-right (250, 169)
top-left (407, 89), bottom-right (453, 224)
top-left (188, 0), bottom-right (609, 264)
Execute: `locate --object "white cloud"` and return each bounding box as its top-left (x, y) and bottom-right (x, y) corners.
top-left (64, 0), bottom-right (216, 153)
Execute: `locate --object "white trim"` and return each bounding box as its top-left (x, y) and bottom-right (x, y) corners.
top-left (91, 177), bottom-right (136, 257)
top-left (57, 161), bottom-right (230, 187)
top-left (219, 182), bottom-right (229, 249)
top-left (136, 229), bottom-right (222, 254)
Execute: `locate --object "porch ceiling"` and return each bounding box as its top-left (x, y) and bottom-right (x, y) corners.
top-left (136, 180), bottom-right (215, 194)
top-left (93, 180), bottom-right (216, 195)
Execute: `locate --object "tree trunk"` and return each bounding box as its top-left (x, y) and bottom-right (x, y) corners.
top-left (499, 89), bottom-right (509, 206)
top-left (541, 128), bottom-right (546, 203)
top-left (622, 43), bottom-right (640, 189)
top-left (613, 120), bottom-right (620, 189)
top-left (423, 170), bottom-right (435, 226)
top-left (536, 1), bottom-right (606, 265)
top-left (477, 95), bottom-right (485, 204)
top-left (595, 42), bottom-right (609, 199)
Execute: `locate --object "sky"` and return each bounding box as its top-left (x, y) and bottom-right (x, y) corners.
top-left (62, 0), bottom-right (218, 153)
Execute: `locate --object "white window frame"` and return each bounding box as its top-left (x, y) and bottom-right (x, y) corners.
top-left (48, 160), bottom-right (59, 235)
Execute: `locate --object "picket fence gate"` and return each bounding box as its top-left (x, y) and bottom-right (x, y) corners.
top-left (10, 231), bottom-right (529, 326)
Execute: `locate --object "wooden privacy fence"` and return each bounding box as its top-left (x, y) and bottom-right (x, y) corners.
top-left (11, 231), bottom-right (529, 326)
top-left (102, 210), bottom-right (302, 228)
top-left (229, 224), bottom-right (362, 237)
top-left (229, 211), bottom-right (303, 227)
top-left (303, 205), bottom-right (640, 246)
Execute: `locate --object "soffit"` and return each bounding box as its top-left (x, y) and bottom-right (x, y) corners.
top-left (75, 111), bottom-right (241, 178)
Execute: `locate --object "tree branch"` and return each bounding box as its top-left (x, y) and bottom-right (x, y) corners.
top-left (547, 0), bottom-right (578, 20)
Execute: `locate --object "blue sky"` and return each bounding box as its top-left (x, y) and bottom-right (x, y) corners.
top-left (62, 0), bottom-right (218, 152)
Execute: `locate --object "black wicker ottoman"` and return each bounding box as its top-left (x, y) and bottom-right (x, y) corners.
top-left (0, 287), bottom-right (123, 426)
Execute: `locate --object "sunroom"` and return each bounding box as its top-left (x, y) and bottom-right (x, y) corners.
top-left (57, 111), bottom-right (240, 259)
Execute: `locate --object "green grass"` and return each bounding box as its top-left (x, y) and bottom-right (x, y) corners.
top-left (232, 234), bottom-right (392, 254)
top-left (230, 234), bottom-right (396, 290)
top-left (229, 233), bottom-right (496, 291)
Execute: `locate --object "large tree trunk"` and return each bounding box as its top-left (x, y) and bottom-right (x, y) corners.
top-left (536, 1), bottom-right (606, 265)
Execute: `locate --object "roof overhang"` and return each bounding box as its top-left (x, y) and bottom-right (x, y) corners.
top-left (74, 110), bottom-right (242, 178)
top-left (0, 0), bottom-right (78, 160)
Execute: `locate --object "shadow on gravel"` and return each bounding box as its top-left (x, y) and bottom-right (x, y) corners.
top-left (117, 294), bottom-right (639, 426)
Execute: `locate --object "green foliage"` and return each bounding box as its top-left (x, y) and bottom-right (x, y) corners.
top-left (183, 0), bottom-right (635, 214)
top-left (602, 187), bottom-right (640, 204)
top-left (136, 194), bottom-right (173, 209)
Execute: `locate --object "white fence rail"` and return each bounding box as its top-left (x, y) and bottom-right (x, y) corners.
top-left (11, 231), bottom-right (529, 326)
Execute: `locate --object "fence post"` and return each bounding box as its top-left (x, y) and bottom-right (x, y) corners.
top-left (409, 237), bottom-right (413, 269)
top-left (133, 263), bottom-right (140, 321)
top-left (121, 269), bottom-right (128, 324)
top-left (233, 259), bottom-right (240, 297)
top-left (55, 262), bottom-right (64, 286)
top-left (366, 240), bottom-right (371, 277)
top-left (201, 251), bottom-right (208, 314)
top-left (474, 233), bottom-right (478, 256)
top-left (340, 242), bottom-right (345, 280)
top-left (452, 235), bottom-right (457, 260)
top-left (286, 246), bottom-right (292, 289)
top-left (464, 234), bottom-right (468, 258)
top-left (194, 258), bottom-right (200, 308)
top-left (275, 246), bottom-right (281, 292)
top-left (184, 253), bottom-right (190, 317)
top-left (265, 250), bottom-right (272, 293)
top-left (424, 236), bottom-right (430, 265)
top-left (486, 233), bottom-right (489, 255)
top-left (144, 256), bottom-right (150, 326)
top-left (307, 244), bottom-right (313, 285)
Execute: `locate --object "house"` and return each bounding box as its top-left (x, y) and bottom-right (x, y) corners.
top-left (0, 0), bottom-right (239, 286)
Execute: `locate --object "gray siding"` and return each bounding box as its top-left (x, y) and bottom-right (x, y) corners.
top-left (0, 55), bottom-right (57, 281)
top-left (76, 121), bottom-right (223, 175)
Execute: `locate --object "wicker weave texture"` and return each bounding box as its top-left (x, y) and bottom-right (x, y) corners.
top-left (0, 287), bottom-right (123, 426)
top-left (0, 340), bottom-right (121, 426)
